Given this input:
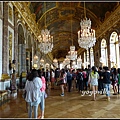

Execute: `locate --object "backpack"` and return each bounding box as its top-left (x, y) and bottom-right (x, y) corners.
top-left (67, 72), bottom-right (72, 80)
top-left (77, 72), bottom-right (83, 81)
top-left (83, 71), bottom-right (87, 79)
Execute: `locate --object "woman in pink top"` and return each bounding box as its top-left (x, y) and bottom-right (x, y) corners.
top-left (37, 69), bottom-right (46, 119)
top-left (59, 69), bottom-right (66, 96)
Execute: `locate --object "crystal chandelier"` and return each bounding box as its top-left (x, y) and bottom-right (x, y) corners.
top-left (78, 2), bottom-right (96, 50)
top-left (65, 57), bottom-right (70, 65)
top-left (34, 55), bottom-right (38, 61)
top-left (38, 2), bottom-right (53, 54)
top-left (40, 58), bottom-right (44, 69)
top-left (68, 2), bottom-right (77, 60)
top-left (40, 58), bottom-right (44, 63)
top-left (53, 58), bottom-right (58, 68)
top-left (53, 58), bottom-right (58, 63)
top-left (68, 46), bottom-right (77, 60)
top-left (33, 54), bottom-right (38, 68)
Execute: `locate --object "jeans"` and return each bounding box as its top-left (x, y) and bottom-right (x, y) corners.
top-left (104, 83), bottom-right (111, 97)
top-left (39, 91), bottom-right (45, 111)
top-left (28, 99), bottom-right (41, 118)
top-left (28, 104), bottom-right (39, 118)
top-left (78, 80), bottom-right (84, 91)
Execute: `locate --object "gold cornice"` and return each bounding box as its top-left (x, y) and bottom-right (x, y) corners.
top-left (96, 5), bottom-right (120, 39)
top-left (12, 2), bottom-right (40, 39)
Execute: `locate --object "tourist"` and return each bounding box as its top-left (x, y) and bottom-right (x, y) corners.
top-left (24, 69), bottom-right (42, 118)
top-left (88, 66), bottom-right (99, 101)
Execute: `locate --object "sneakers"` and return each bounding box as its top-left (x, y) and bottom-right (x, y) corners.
top-left (60, 93), bottom-right (64, 96)
top-left (41, 116), bottom-right (44, 119)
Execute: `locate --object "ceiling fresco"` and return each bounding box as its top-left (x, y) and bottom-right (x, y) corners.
top-left (29, 1), bottom-right (118, 60)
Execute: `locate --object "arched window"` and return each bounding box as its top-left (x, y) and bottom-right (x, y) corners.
top-left (110, 31), bottom-right (119, 68)
top-left (101, 39), bottom-right (108, 66)
top-left (90, 47), bottom-right (94, 67)
top-left (86, 49), bottom-right (90, 67)
top-left (83, 52), bottom-right (86, 68)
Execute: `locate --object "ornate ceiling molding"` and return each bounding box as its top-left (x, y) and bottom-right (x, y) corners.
top-left (12, 2), bottom-right (40, 38)
top-left (96, 5), bottom-right (120, 39)
top-left (12, 2), bottom-right (120, 61)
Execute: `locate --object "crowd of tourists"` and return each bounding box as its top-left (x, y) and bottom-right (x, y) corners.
top-left (23, 65), bottom-right (120, 118)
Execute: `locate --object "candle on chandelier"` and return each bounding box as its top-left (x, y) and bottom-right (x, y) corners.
top-left (93, 29), bottom-right (95, 37)
top-left (78, 31), bottom-right (80, 39)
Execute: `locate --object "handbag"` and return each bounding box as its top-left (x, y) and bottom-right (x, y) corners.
top-left (44, 92), bottom-right (48, 99)
top-left (57, 78), bottom-right (64, 85)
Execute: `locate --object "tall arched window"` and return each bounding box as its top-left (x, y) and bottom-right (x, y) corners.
top-left (110, 31), bottom-right (119, 68)
top-left (90, 47), bottom-right (94, 67)
top-left (101, 39), bottom-right (108, 66)
top-left (86, 49), bottom-right (90, 67)
top-left (83, 52), bottom-right (86, 68)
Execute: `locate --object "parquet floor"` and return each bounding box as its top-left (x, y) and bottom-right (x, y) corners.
top-left (0, 85), bottom-right (120, 119)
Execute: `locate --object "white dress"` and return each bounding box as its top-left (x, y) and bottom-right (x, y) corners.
top-left (89, 71), bottom-right (99, 86)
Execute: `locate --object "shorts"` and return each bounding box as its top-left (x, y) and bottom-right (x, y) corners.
top-left (112, 80), bottom-right (118, 86)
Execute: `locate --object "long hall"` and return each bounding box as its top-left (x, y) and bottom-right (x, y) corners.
top-left (0, 1), bottom-right (120, 119)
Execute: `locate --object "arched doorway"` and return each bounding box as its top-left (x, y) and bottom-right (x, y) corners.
top-left (18, 24), bottom-right (26, 75)
top-left (26, 35), bottom-right (32, 72)
top-left (109, 31), bottom-right (119, 68)
top-left (101, 39), bottom-right (108, 67)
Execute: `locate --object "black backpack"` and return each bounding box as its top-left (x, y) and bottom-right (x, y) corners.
top-left (77, 72), bottom-right (83, 81)
top-left (67, 72), bottom-right (72, 80)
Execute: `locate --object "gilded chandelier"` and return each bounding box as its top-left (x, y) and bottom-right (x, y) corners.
top-left (38, 2), bottom-right (53, 54)
top-left (38, 29), bottom-right (53, 54)
top-left (53, 58), bottom-right (58, 68)
top-left (78, 2), bottom-right (96, 50)
top-left (68, 46), bottom-right (77, 60)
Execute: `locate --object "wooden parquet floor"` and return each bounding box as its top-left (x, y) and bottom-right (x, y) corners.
top-left (0, 85), bottom-right (120, 119)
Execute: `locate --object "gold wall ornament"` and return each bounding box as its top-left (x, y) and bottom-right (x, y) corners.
top-left (26, 2), bottom-right (31, 7)
top-left (9, 31), bottom-right (12, 62)
top-left (31, 13), bottom-right (36, 21)
top-left (18, 13), bottom-right (21, 18)
top-left (22, 19), bottom-right (25, 24)
top-left (12, 2), bottom-right (40, 39)
top-left (96, 5), bottom-right (120, 39)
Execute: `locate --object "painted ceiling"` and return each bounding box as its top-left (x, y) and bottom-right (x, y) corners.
top-left (28, 1), bottom-right (118, 61)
